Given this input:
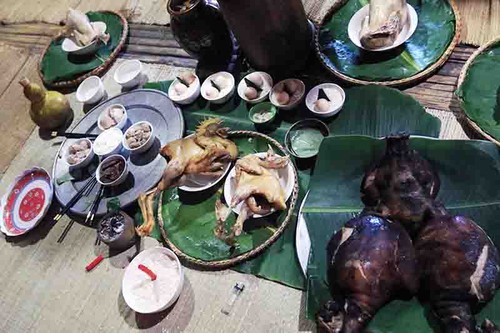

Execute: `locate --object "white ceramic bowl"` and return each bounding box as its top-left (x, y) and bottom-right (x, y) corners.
top-left (114, 60), bottom-right (144, 88)
top-left (62, 22), bottom-right (107, 55)
top-left (97, 104), bottom-right (128, 131)
top-left (64, 138), bottom-right (95, 171)
top-left (168, 74), bottom-right (201, 105)
top-left (201, 71), bottom-right (235, 104)
top-left (93, 127), bottom-right (124, 158)
top-left (97, 154), bottom-right (129, 186)
top-left (76, 76), bottom-right (105, 104)
top-left (305, 83), bottom-right (346, 118)
top-left (270, 79), bottom-right (306, 110)
top-left (122, 121), bottom-right (155, 154)
top-left (348, 4), bottom-right (418, 52)
top-left (122, 247), bottom-right (184, 314)
top-left (237, 72), bottom-right (273, 104)
top-left (224, 152), bottom-right (296, 217)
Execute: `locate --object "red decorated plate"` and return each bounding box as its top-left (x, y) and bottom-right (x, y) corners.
top-left (0, 167), bottom-right (53, 236)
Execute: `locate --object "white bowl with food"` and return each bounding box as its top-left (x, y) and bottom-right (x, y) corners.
top-left (224, 152), bottom-right (296, 217)
top-left (122, 121), bottom-right (155, 154)
top-left (305, 83), bottom-right (346, 118)
top-left (76, 76), bottom-right (105, 104)
top-left (98, 104), bottom-right (127, 131)
top-left (64, 138), bottom-right (95, 170)
top-left (168, 72), bottom-right (201, 105)
top-left (62, 22), bottom-right (107, 55)
top-left (237, 71), bottom-right (273, 104)
top-left (114, 60), bottom-right (144, 88)
top-left (93, 127), bottom-right (124, 158)
top-left (122, 247), bottom-right (184, 314)
top-left (348, 4), bottom-right (418, 52)
top-left (201, 71), bottom-right (235, 104)
top-left (270, 79), bottom-right (306, 110)
top-left (97, 154), bottom-right (129, 187)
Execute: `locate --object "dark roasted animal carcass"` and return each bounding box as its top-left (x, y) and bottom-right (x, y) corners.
top-left (318, 214), bottom-right (418, 333)
top-left (415, 212), bottom-right (500, 333)
top-left (361, 135), bottom-right (440, 234)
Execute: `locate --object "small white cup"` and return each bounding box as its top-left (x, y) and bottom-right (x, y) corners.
top-left (76, 76), bottom-right (105, 104)
top-left (114, 60), bottom-right (144, 88)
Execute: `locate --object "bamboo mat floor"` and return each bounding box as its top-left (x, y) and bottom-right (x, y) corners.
top-left (0, 21), bottom-right (483, 333)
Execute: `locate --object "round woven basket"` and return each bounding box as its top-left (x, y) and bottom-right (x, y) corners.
top-left (314, 0), bottom-right (462, 86)
top-left (157, 130), bottom-right (300, 269)
top-left (38, 11), bottom-right (128, 89)
top-left (456, 36), bottom-right (500, 146)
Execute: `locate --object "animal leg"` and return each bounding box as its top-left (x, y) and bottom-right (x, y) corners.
top-left (136, 193), bottom-right (156, 236)
top-left (232, 204), bottom-right (251, 237)
top-left (158, 159), bottom-right (186, 191)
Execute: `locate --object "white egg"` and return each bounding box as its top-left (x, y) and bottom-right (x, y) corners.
top-left (214, 75), bottom-right (228, 89)
top-left (206, 86), bottom-right (219, 99)
top-left (244, 87), bottom-right (259, 100)
top-left (275, 91), bottom-right (290, 105)
top-left (174, 83), bottom-right (187, 96)
top-left (314, 98), bottom-right (331, 113)
top-left (285, 80), bottom-right (299, 93)
top-left (179, 72), bottom-right (196, 85)
top-left (247, 73), bottom-right (264, 87)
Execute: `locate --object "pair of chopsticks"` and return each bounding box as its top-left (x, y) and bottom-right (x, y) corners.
top-left (86, 186), bottom-right (105, 226)
top-left (56, 176), bottom-right (97, 243)
top-left (51, 131), bottom-right (98, 139)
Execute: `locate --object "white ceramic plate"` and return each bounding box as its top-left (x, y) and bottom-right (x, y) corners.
top-left (179, 161), bottom-right (232, 192)
top-left (295, 191), bottom-right (311, 276)
top-left (62, 22), bottom-right (107, 55)
top-left (348, 4), bottom-right (418, 52)
top-left (224, 152), bottom-right (296, 217)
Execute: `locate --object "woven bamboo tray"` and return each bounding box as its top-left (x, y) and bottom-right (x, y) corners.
top-left (456, 36), bottom-right (500, 146)
top-left (157, 130), bottom-right (300, 269)
top-left (38, 11), bottom-right (128, 89)
top-left (314, 0), bottom-right (462, 86)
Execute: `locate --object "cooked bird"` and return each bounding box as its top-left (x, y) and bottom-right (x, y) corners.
top-left (359, 0), bottom-right (408, 49)
top-left (65, 8), bottom-right (109, 46)
top-left (361, 134), bottom-right (440, 235)
top-left (215, 148), bottom-right (288, 244)
top-left (415, 212), bottom-right (500, 333)
top-left (136, 118), bottom-right (238, 237)
top-left (318, 214), bottom-right (418, 333)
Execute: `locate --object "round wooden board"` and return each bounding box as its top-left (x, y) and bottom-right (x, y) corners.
top-left (314, 0), bottom-right (462, 86)
top-left (157, 131), bottom-right (300, 269)
top-left (38, 10), bottom-right (128, 89)
top-left (52, 89), bottom-right (184, 216)
top-left (456, 36), bottom-right (500, 146)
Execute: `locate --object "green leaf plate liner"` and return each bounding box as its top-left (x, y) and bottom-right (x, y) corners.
top-left (157, 132), bottom-right (300, 268)
top-left (315, 0), bottom-right (460, 86)
top-left (39, 11), bottom-right (128, 87)
top-left (456, 37), bottom-right (500, 145)
top-left (303, 135), bottom-right (500, 331)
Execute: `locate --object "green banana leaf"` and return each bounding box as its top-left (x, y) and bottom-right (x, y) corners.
top-left (159, 135), bottom-right (292, 261)
top-left (317, 0), bottom-right (456, 82)
top-left (456, 40), bottom-right (500, 141)
top-left (40, 12), bottom-right (125, 84)
top-left (303, 135), bottom-right (500, 332)
top-left (139, 82), bottom-right (441, 290)
top-left (144, 82), bottom-right (441, 139)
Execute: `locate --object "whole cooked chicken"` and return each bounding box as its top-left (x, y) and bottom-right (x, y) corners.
top-left (318, 214), bottom-right (418, 333)
top-left (359, 0), bottom-right (408, 49)
top-left (361, 135), bottom-right (440, 235)
top-left (65, 8), bottom-right (109, 47)
top-left (136, 118), bottom-right (238, 237)
top-left (415, 212), bottom-right (500, 333)
top-left (215, 148), bottom-right (288, 244)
